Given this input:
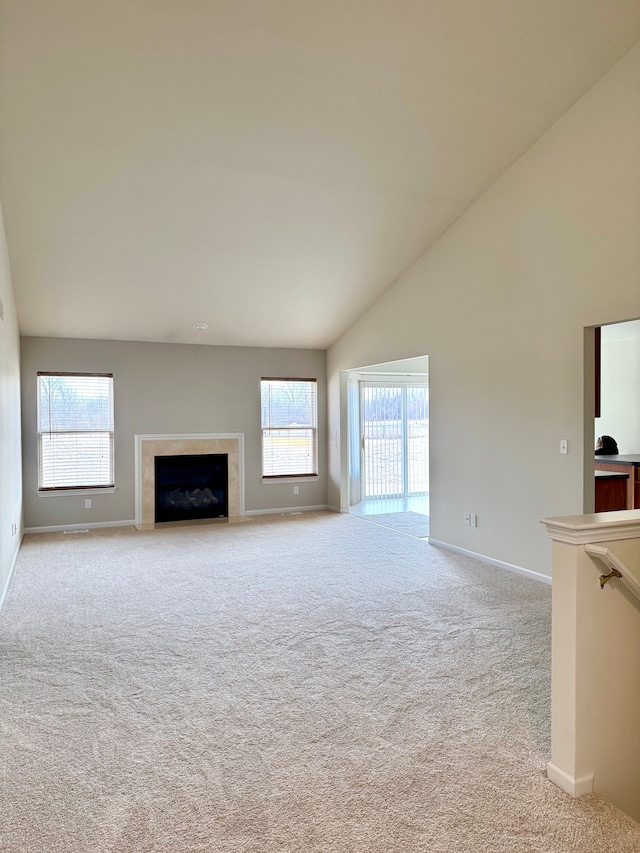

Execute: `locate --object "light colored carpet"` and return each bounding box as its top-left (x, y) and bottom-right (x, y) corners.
top-left (1, 511), bottom-right (639, 852)
top-left (355, 510), bottom-right (430, 538)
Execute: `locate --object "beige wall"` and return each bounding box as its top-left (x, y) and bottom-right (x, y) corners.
top-left (328, 45), bottom-right (640, 577)
top-left (20, 337), bottom-right (326, 528)
top-left (0, 200), bottom-right (23, 604)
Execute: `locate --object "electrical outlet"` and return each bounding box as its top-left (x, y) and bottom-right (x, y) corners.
top-left (470, 514), bottom-right (478, 527)
top-left (560, 439), bottom-right (568, 455)
top-left (464, 513), bottom-right (470, 525)
top-left (293, 486), bottom-right (299, 495)
top-left (85, 499), bottom-right (92, 509)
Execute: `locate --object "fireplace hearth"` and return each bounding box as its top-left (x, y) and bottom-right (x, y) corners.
top-left (154, 454), bottom-right (228, 523)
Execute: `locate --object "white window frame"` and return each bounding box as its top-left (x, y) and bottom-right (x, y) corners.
top-left (37, 372), bottom-right (115, 493)
top-left (261, 378), bottom-right (318, 480)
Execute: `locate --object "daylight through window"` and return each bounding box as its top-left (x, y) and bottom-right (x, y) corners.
top-left (37, 372), bottom-right (114, 490)
top-left (261, 378), bottom-right (317, 478)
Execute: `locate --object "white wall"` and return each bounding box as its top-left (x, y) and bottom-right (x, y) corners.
top-left (0, 199), bottom-right (23, 605)
top-left (20, 337), bottom-right (326, 529)
top-left (328, 45), bottom-right (640, 577)
top-left (596, 326), bottom-right (640, 453)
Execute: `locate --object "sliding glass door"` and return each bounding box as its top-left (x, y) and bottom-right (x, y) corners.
top-left (360, 382), bottom-right (428, 499)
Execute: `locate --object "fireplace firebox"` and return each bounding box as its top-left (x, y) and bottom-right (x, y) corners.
top-left (154, 454), bottom-right (228, 523)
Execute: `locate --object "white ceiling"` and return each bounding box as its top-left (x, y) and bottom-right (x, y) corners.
top-left (1, 1), bottom-right (638, 350)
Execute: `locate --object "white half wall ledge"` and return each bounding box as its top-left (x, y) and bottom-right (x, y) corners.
top-left (540, 510), bottom-right (640, 544)
top-left (547, 762), bottom-right (595, 798)
top-left (427, 539), bottom-right (552, 585)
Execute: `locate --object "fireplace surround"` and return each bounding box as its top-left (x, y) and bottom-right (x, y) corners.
top-left (135, 433), bottom-right (244, 527)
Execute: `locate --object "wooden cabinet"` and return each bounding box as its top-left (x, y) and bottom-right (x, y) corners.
top-left (594, 456), bottom-right (640, 511)
top-left (595, 472), bottom-right (629, 512)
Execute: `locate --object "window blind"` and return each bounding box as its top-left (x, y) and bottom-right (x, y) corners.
top-left (261, 378), bottom-right (317, 477)
top-left (37, 372), bottom-right (114, 490)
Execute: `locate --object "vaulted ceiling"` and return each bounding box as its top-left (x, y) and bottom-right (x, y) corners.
top-left (1, 1), bottom-right (638, 349)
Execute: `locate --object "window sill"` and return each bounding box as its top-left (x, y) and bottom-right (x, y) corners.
top-left (261, 476), bottom-right (319, 485)
top-left (37, 487), bottom-right (116, 498)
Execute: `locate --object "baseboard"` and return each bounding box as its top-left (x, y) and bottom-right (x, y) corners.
top-left (427, 539), bottom-right (552, 585)
top-left (244, 505), bottom-right (328, 516)
top-left (26, 509), bottom-right (333, 531)
top-left (546, 761), bottom-right (594, 798)
top-left (24, 519), bottom-right (136, 534)
top-left (327, 505), bottom-right (347, 513)
top-left (0, 533), bottom-right (23, 613)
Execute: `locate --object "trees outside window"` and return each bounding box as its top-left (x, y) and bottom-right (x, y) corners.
top-left (37, 372), bottom-right (114, 490)
top-left (261, 378), bottom-right (317, 478)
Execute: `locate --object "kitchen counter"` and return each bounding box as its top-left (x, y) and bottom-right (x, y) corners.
top-left (594, 454), bottom-right (640, 465)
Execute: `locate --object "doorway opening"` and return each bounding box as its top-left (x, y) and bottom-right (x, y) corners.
top-left (591, 319), bottom-right (640, 513)
top-left (347, 356), bottom-right (429, 519)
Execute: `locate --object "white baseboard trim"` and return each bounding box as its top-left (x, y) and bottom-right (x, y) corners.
top-left (427, 539), bottom-right (552, 585)
top-left (546, 761), bottom-right (594, 798)
top-left (25, 519), bottom-right (136, 534)
top-left (26, 507), bottom-right (333, 531)
top-left (327, 505), bottom-right (347, 513)
top-left (0, 534), bottom-right (23, 613)
top-left (244, 505), bottom-right (328, 516)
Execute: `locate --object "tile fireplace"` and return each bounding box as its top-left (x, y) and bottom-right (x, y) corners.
top-left (135, 433), bottom-right (244, 527)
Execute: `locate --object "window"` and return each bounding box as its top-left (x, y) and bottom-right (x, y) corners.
top-left (261, 378), bottom-right (317, 478)
top-left (37, 372), bottom-right (114, 491)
